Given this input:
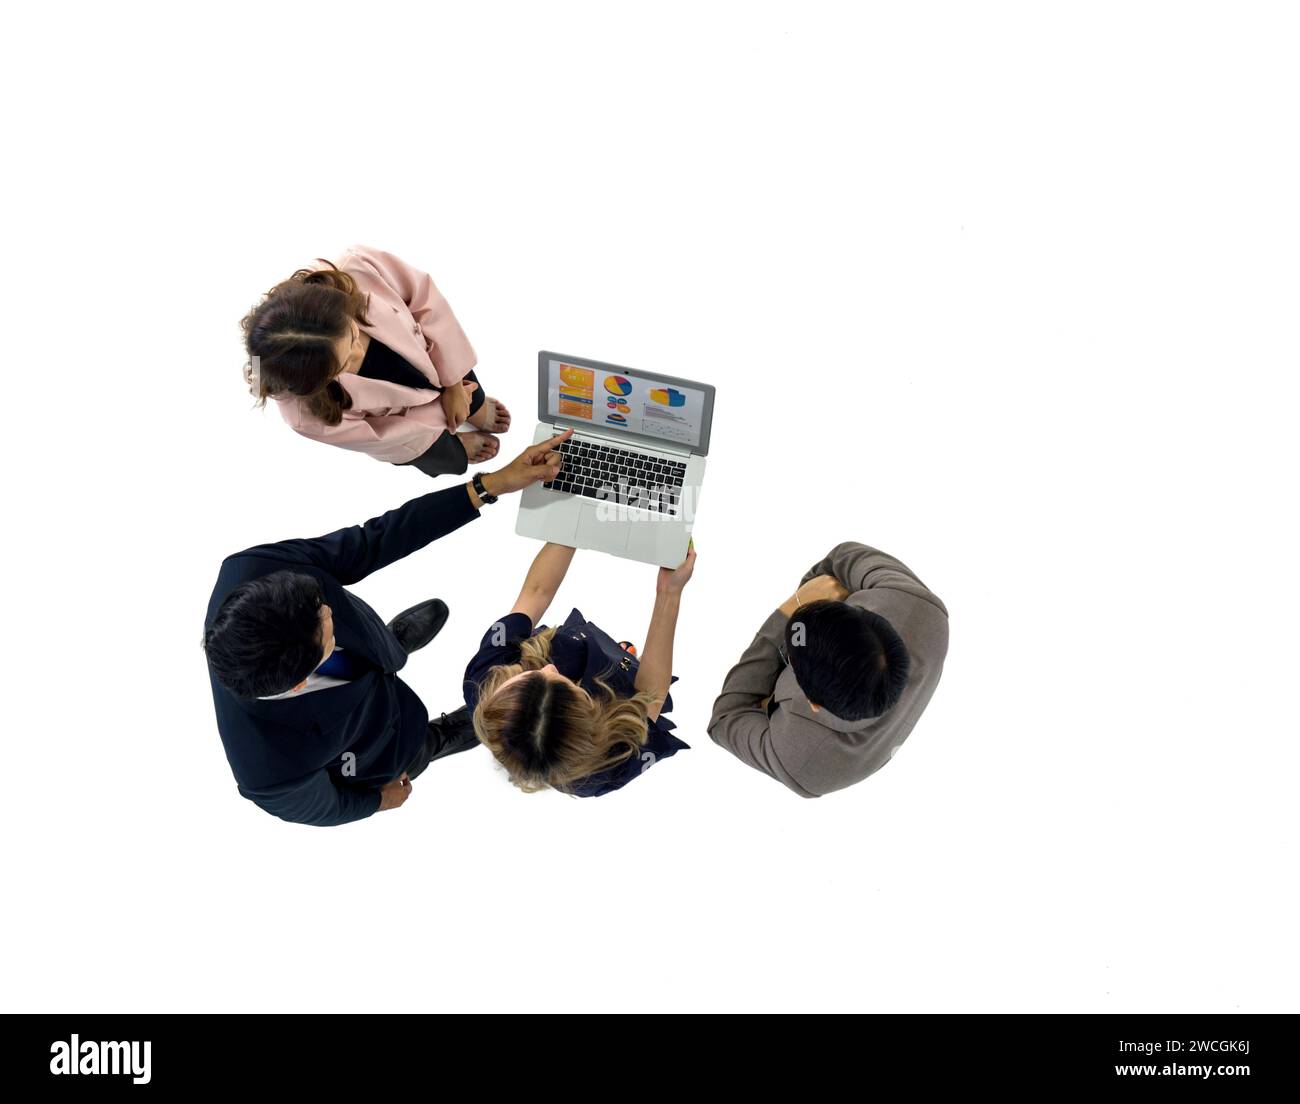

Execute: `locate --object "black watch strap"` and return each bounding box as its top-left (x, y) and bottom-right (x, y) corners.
top-left (472, 472), bottom-right (498, 505)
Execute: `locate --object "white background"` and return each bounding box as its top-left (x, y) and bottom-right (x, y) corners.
top-left (2, 1), bottom-right (1296, 1013)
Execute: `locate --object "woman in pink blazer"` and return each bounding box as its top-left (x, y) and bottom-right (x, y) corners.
top-left (242, 245), bottom-right (510, 476)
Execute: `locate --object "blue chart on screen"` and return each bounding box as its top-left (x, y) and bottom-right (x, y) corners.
top-left (650, 387), bottom-right (686, 407)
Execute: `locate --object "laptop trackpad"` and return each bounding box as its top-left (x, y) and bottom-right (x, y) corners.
top-left (576, 503), bottom-right (631, 556)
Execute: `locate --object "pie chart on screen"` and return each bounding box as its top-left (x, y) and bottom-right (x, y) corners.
top-left (650, 387), bottom-right (686, 407)
top-left (604, 375), bottom-right (632, 396)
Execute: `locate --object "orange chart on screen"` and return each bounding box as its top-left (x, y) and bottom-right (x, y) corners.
top-left (561, 364), bottom-right (593, 389)
top-left (558, 364), bottom-right (594, 419)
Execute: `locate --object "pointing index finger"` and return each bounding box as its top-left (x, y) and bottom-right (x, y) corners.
top-left (535, 428), bottom-right (574, 453)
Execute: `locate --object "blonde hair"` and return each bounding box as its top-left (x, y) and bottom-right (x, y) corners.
top-left (472, 627), bottom-right (655, 793)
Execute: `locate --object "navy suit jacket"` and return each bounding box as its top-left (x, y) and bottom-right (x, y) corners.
top-left (205, 486), bottom-right (480, 826)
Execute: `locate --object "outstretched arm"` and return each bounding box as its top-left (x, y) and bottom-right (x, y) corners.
top-left (234, 483), bottom-right (481, 587)
top-left (635, 545), bottom-right (696, 721)
top-left (510, 543), bottom-right (577, 624)
top-left (232, 430), bottom-right (574, 586)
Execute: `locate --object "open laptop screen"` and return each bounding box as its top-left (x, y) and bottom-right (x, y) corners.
top-left (542, 354), bottom-right (713, 452)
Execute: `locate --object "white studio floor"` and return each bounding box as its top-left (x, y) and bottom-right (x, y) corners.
top-left (2, 1), bottom-right (1296, 1013)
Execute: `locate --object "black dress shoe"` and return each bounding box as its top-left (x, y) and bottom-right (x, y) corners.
top-left (387, 598), bottom-right (449, 655)
top-left (406, 707), bottom-right (480, 779)
top-left (425, 707), bottom-right (479, 764)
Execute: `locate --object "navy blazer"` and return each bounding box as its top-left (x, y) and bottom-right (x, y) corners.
top-left (464, 607), bottom-right (688, 797)
top-left (205, 486), bottom-right (480, 826)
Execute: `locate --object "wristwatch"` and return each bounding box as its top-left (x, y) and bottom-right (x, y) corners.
top-left (471, 472), bottom-right (498, 505)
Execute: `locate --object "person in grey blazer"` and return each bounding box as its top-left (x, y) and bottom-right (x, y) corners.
top-left (708, 542), bottom-right (948, 798)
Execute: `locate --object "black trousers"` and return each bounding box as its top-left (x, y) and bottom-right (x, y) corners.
top-left (396, 369), bottom-right (487, 478)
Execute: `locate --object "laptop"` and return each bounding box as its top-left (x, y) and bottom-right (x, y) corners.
top-left (515, 351), bottom-right (715, 567)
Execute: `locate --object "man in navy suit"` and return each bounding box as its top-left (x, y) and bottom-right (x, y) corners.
top-left (203, 432), bottom-right (570, 826)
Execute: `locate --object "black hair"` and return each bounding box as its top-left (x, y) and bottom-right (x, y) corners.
top-left (784, 600), bottom-right (910, 721)
top-left (204, 571), bottom-right (325, 699)
top-left (242, 262), bottom-right (369, 426)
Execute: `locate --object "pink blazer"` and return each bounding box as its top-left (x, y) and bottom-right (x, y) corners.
top-left (274, 245), bottom-right (477, 464)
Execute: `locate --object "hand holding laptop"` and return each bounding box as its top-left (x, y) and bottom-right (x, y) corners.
top-left (657, 540), bottom-right (697, 593)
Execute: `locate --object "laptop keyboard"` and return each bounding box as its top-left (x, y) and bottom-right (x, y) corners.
top-left (545, 436), bottom-right (688, 514)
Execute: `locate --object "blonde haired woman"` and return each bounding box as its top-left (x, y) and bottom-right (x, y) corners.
top-left (463, 541), bottom-right (696, 796)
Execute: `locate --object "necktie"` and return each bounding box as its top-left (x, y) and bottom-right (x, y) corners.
top-left (316, 648), bottom-right (368, 681)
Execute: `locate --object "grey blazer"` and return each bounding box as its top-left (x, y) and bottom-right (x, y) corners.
top-left (707, 542), bottom-right (948, 797)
